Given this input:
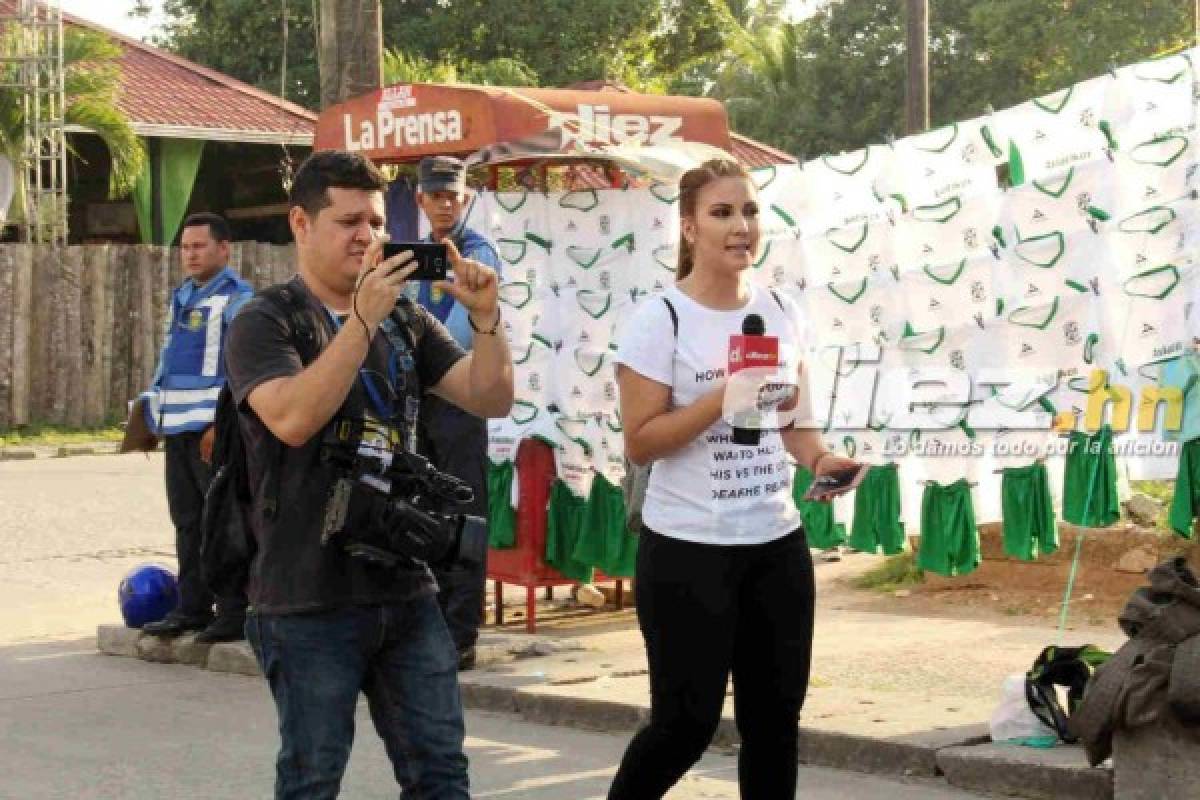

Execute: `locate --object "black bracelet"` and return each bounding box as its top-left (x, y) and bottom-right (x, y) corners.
top-left (468, 308), bottom-right (502, 335)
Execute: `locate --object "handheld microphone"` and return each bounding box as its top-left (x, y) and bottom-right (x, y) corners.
top-left (728, 314), bottom-right (779, 446)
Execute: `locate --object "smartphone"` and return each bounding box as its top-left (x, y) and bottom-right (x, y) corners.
top-left (802, 463), bottom-right (869, 501)
top-left (382, 242), bottom-right (449, 281)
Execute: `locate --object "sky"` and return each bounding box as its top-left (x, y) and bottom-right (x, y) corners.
top-left (61, 0), bottom-right (164, 40)
top-left (63, 0), bottom-right (821, 42)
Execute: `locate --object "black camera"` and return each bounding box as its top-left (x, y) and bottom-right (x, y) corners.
top-left (319, 421), bottom-right (487, 570)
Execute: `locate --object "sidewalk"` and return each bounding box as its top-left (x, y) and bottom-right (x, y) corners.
top-left (96, 555), bottom-right (1125, 800)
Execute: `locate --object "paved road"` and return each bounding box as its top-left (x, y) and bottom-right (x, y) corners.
top-left (1, 638), bottom-right (990, 799)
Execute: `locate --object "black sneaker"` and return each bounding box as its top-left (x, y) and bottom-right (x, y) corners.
top-left (142, 613), bottom-right (213, 638)
top-left (194, 613), bottom-right (247, 644)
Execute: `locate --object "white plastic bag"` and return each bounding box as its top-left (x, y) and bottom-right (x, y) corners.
top-left (990, 674), bottom-right (1056, 743)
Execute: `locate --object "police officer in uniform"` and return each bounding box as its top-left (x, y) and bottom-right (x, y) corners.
top-left (141, 212), bottom-right (255, 642)
top-left (413, 156), bottom-right (501, 669)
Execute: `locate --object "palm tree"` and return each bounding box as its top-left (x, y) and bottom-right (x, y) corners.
top-left (0, 25), bottom-right (146, 229)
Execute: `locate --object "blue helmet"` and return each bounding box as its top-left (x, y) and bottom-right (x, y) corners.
top-left (118, 563), bottom-right (179, 628)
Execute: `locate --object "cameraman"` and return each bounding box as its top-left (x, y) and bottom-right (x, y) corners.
top-left (224, 150), bottom-right (513, 799)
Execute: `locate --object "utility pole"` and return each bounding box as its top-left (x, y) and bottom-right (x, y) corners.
top-left (318, 0), bottom-right (383, 109)
top-left (905, 0), bottom-right (929, 135)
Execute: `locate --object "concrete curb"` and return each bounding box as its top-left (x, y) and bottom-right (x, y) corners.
top-left (0, 442), bottom-right (122, 461)
top-left (938, 743), bottom-right (1113, 800)
top-left (98, 624), bottom-right (1113, 799)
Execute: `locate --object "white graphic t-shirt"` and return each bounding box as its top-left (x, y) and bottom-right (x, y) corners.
top-left (616, 285), bottom-right (806, 544)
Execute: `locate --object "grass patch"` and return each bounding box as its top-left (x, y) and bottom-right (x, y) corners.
top-left (851, 551), bottom-right (924, 593)
top-left (1, 423), bottom-right (124, 448)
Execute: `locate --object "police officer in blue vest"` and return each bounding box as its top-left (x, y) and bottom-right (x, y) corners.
top-left (141, 212), bottom-right (255, 642)
top-left (414, 156), bottom-right (501, 670)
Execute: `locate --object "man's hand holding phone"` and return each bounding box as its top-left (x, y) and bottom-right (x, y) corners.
top-left (434, 238), bottom-right (500, 330)
top-left (354, 236), bottom-right (419, 331)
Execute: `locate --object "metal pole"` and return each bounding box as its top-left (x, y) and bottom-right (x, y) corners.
top-left (905, 0), bottom-right (929, 135)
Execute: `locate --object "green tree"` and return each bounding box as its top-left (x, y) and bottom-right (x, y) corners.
top-left (381, 51), bottom-right (538, 87)
top-left (0, 26), bottom-right (146, 225)
top-left (135, 0), bottom-right (320, 107)
top-left (715, 0), bottom-right (1193, 159)
top-left (139, 0), bottom-right (734, 104)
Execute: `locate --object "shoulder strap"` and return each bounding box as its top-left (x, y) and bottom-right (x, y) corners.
top-left (662, 296), bottom-right (679, 339)
top-left (257, 283), bottom-right (322, 364)
top-left (769, 288), bottom-right (785, 312)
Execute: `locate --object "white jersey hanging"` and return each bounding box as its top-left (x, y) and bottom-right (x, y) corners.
top-left (802, 212), bottom-right (898, 284)
top-left (877, 119), bottom-right (1002, 208)
top-left (897, 253), bottom-right (999, 332)
top-left (893, 190), bottom-right (1003, 274)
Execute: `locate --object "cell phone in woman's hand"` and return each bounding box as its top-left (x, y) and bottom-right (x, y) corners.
top-left (802, 463), bottom-right (868, 501)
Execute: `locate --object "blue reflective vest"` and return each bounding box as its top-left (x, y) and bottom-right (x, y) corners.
top-left (140, 267), bottom-right (254, 435)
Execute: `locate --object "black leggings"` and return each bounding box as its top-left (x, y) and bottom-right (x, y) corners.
top-left (608, 527), bottom-right (815, 800)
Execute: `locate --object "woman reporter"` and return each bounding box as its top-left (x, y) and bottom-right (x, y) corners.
top-left (608, 159), bottom-right (859, 799)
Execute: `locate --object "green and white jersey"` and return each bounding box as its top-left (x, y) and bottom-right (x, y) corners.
top-left (624, 187), bottom-right (681, 295)
top-left (1102, 263), bottom-right (1198, 368)
top-left (555, 343), bottom-right (620, 419)
top-left (511, 332), bottom-right (556, 411)
top-left (878, 120), bottom-right (1002, 208)
top-left (893, 192), bottom-right (1003, 274)
top-left (749, 233), bottom-right (808, 295)
top-left (550, 231), bottom-right (636, 294)
top-left (549, 188), bottom-right (634, 246)
top-left (996, 159), bottom-right (1116, 239)
top-left (986, 77), bottom-right (1117, 185)
top-left (487, 413), bottom-right (527, 469)
top-left (1113, 132), bottom-right (1198, 213)
top-left (805, 341), bottom-right (882, 433)
top-left (802, 274), bottom-right (901, 348)
top-left (480, 189), bottom-right (551, 240)
top-left (497, 281), bottom-right (542, 348)
top-left (493, 230), bottom-right (554, 289)
top-left (802, 213), bottom-right (898, 284)
top-left (897, 254), bottom-right (998, 332)
top-left (876, 323), bottom-right (978, 429)
top-left (995, 227), bottom-right (1112, 309)
top-left (795, 147), bottom-right (894, 231)
top-left (751, 164), bottom-right (809, 239)
top-left (584, 413), bottom-right (626, 486)
top-left (542, 419), bottom-right (597, 501)
top-left (544, 416), bottom-right (596, 499)
top-left (551, 287), bottom-right (619, 354)
top-left (1107, 196), bottom-right (1200, 282)
top-left (1114, 53), bottom-right (1197, 141)
top-left (970, 288), bottom-right (1108, 411)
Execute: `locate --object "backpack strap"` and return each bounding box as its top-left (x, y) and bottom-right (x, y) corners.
top-left (769, 288), bottom-right (785, 312)
top-left (250, 283), bottom-right (324, 519)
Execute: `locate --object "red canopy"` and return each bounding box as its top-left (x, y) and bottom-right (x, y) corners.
top-left (314, 83), bottom-right (734, 164)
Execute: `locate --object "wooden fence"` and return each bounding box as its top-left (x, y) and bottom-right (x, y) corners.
top-left (0, 242), bottom-right (296, 429)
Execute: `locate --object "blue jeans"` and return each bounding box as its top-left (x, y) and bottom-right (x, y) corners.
top-left (246, 594), bottom-right (470, 799)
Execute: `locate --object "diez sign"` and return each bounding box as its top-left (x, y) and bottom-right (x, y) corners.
top-left (547, 104), bottom-right (685, 149)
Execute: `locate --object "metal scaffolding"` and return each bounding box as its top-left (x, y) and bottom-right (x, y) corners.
top-left (0, 0), bottom-right (67, 244)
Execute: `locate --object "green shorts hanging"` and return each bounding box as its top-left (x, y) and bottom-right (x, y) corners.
top-left (545, 480), bottom-right (594, 583)
top-left (574, 474), bottom-right (638, 577)
top-left (1169, 438), bottom-right (1200, 539)
top-left (487, 459), bottom-right (517, 549)
top-left (1062, 425), bottom-right (1119, 528)
top-left (848, 463), bottom-right (906, 555)
top-left (917, 479), bottom-right (980, 577)
top-left (793, 466), bottom-right (847, 549)
top-left (1001, 461), bottom-right (1058, 560)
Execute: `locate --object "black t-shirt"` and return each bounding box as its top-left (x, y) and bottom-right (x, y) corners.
top-left (225, 276), bottom-right (466, 614)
